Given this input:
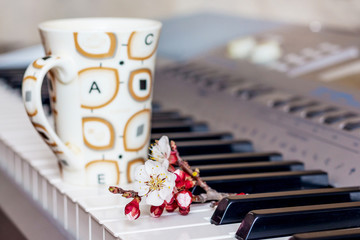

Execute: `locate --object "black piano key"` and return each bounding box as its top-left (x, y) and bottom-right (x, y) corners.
top-left (343, 121), bottom-right (360, 131)
top-left (151, 116), bottom-right (193, 124)
top-left (194, 160), bottom-right (304, 177)
top-left (271, 96), bottom-right (302, 108)
top-left (151, 102), bottom-right (162, 112)
top-left (287, 101), bottom-right (319, 113)
top-left (324, 112), bottom-right (358, 124)
top-left (176, 139), bottom-right (253, 156)
top-left (212, 186), bottom-right (360, 225)
top-left (192, 170), bottom-right (329, 195)
top-left (151, 121), bottom-right (208, 133)
top-left (151, 115), bottom-right (190, 122)
top-left (290, 227), bottom-right (360, 240)
top-left (152, 111), bottom-right (180, 120)
top-left (185, 152), bottom-right (282, 165)
top-left (181, 67), bottom-right (215, 80)
top-left (236, 85), bottom-right (273, 100)
top-left (0, 68), bottom-right (25, 84)
top-left (151, 132), bottom-right (233, 142)
top-left (8, 77), bottom-right (23, 89)
top-left (236, 201), bottom-right (360, 240)
top-left (305, 106), bottom-right (338, 119)
top-left (0, 68), bottom-right (52, 106)
top-left (196, 74), bottom-right (231, 88)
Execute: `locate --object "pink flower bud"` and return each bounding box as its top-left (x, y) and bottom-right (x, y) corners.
top-left (179, 206), bottom-right (190, 215)
top-left (169, 151), bottom-right (178, 165)
top-left (150, 202), bottom-right (166, 218)
top-left (165, 197), bottom-right (178, 212)
top-left (176, 190), bottom-right (192, 209)
top-left (168, 164), bottom-right (175, 172)
top-left (184, 179), bottom-right (195, 189)
top-left (124, 197), bottom-right (141, 221)
top-left (167, 195), bottom-right (176, 204)
top-left (174, 169), bottom-right (189, 188)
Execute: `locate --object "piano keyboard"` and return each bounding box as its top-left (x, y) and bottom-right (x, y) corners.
top-left (1, 66), bottom-right (360, 240)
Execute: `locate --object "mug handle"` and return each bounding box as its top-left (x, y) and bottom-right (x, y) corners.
top-left (22, 55), bottom-right (83, 170)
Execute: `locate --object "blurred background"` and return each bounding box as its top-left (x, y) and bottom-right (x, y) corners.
top-left (1, 0), bottom-right (360, 52)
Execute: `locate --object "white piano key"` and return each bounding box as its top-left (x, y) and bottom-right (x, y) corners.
top-left (34, 161), bottom-right (58, 171)
top-left (0, 119), bottom-right (30, 128)
top-left (55, 188), bottom-right (66, 227)
top-left (0, 122), bottom-right (33, 132)
top-left (121, 222), bottom-right (239, 240)
top-left (65, 186), bottom-right (111, 203)
top-left (32, 168), bottom-right (39, 200)
top-left (76, 204), bottom-right (80, 240)
top-left (6, 142), bottom-right (48, 154)
top-left (102, 205), bottom-right (214, 238)
top-left (0, 144), bottom-right (9, 171)
top-left (45, 179), bottom-right (56, 216)
top-left (22, 160), bottom-right (32, 193)
top-left (31, 160), bottom-right (58, 177)
top-left (96, 203), bottom-right (211, 224)
top-left (104, 229), bottom-right (118, 240)
top-left (38, 166), bottom-right (59, 175)
top-left (78, 195), bottom-right (130, 211)
top-left (42, 171), bottom-right (61, 184)
top-left (42, 175), bottom-right (48, 209)
top-left (0, 103), bottom-right (25, 112)
top-left (20, 151), bottom-right (55, 165)
top-left (90, 215), bottom-right (104, 240)
top-left (0, 141), bottom-right (6, 169)
top-left (36, 169), bottom-right (53, 208)
top-left (14, 154), bottom-right (23, 184)
top-left (5, 145), bottom-right (16, 176)
top-left (14, 143), bottom-right (51, 153)
top-left (3, 131), bottom-right (46, 147)
top-left (3, 140), bottom-right (50, 158)
top-left (78, 205), bottom-right (91, 240)
top-left (66, 196), bottom-right (78, 238)
top-left (54, 181), bottom-right (95, 196)
top-left (8, 134), bottom-right (48, 146)
top-left (30, 158), bottom-right (55, 167)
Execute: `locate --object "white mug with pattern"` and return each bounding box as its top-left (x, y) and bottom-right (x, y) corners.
top-left (22, 18), bottom-right (162, 185)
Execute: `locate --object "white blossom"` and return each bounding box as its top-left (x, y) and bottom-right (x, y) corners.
top-left (134, 160), bottom-right (176, 206)
top-left (149, 136), bottom-right (171, 168)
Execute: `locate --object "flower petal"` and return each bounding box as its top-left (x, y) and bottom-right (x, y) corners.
top-left (158, 136), bottom-right (171, 158)
top-left (145, 160), bottom-right (163, 176)
top-left (159, 183), bottom-right (173, 200)
top-left (133, 180), bottom-right (149, 196)
top-left (134, 165), bottom-right (148, 181)
top-left (161, 159), bottom-right (169, 169)
top-left (164, 190), bottom-right (174, 203)
top-left (146, 191), bottom-right (164, 206)
top-left (167, 172), bottom-right (177, 185)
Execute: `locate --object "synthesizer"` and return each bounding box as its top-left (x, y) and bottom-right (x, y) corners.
top-left (154, 24), bottom-right (360, 187)
top-left (2, 14), bottom-right (360, 240)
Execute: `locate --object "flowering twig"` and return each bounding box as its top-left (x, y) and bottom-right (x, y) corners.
top-left (171, 140), bottom-right (234, 203)
top-left (109, 186), bottom-right (139, 198)
top-left (109, 135), bottom-right (242, 220)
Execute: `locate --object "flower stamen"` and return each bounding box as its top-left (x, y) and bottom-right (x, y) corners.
top-left (145, 174), bottom-right (167, 195)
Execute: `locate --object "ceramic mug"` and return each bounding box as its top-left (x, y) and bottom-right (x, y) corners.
top-left (22, 18), bottom-right (162, 185)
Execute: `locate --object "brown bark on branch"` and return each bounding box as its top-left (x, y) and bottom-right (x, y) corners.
top-left (109, 186), bottom-right (139, 198)
top-left (173, 143), bottom-right (234, 203)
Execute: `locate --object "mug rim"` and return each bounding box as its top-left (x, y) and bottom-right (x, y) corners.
top-left (39, 17), bottom-right (162, 32)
